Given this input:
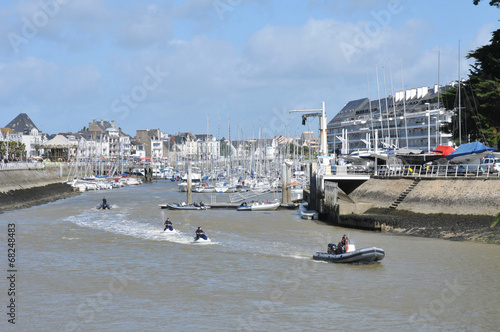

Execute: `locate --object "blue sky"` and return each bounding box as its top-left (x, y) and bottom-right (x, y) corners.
top-left (0, 0), bottom-right (498, 139)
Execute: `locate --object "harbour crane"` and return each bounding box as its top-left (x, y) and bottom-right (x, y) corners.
top-left (289, 101), bottom-right (328, 155)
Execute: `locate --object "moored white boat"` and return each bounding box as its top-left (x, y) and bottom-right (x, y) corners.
top-left (301, 210), bottom-right (318, 220)
top-left (237, 201), bottom-right (280, 211)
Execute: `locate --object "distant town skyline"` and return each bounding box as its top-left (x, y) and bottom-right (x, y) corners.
top-left (1, 0), bottom-right (498, 139)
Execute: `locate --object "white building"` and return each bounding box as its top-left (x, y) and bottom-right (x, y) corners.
top-left (327, 84), bottom-right (454, 154)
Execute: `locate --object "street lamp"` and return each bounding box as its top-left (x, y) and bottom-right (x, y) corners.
top-left (425, 103), bottom-right (430, 152)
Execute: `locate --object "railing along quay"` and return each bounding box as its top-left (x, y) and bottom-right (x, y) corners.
top-left (375, 164), bottom-right (500, 178)
top-left (0, 161), bottom-right (71, 171)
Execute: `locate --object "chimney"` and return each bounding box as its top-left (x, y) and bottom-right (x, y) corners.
top-left (410, 88), bottom-right (417, 99)
top-left (100, 120), bottom-right (104, 126)
top-left (111, 121), bottom-right (115, 127)
top-left (434, 84), bottom-right (439, 93)
top-left (421, 86), bottom-right (429, 96)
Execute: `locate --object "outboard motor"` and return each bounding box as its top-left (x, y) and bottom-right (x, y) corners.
top-left (200, 202), bottom-right (204, 207)
top-left (193, 202), bottom-right (200, 207)
top-left (327, 243), bottom-right (336, 254)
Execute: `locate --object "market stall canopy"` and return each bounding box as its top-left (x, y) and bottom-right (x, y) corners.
top-left (43, 134), bottom-right (77, 148)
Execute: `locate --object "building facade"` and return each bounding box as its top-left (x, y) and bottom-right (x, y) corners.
top-left (327, 84), bottom-right (454, 154)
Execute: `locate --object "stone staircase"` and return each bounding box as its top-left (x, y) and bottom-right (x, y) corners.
top-left (387, 178), bottom-right (421, 211)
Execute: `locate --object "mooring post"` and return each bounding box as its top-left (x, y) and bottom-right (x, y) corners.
top-left (286, 166), bottom-right (292, 203)
top-left (187, 163), bottom-right (192, 205)
top-left (282, 163), bottom-right (288, 203)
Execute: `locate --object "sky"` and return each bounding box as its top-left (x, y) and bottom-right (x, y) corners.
top-left (0, 0), bottom-right (499, 140)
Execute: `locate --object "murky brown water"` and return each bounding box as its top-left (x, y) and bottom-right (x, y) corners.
top-left (1, 181), bottom-right (499, 331)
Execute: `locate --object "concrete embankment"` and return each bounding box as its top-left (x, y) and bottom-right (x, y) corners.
top-left (337, 177), bottom-right (500, 243)
top-left (0, 167), bottom-right (79, 213)
top-left (345, 177), bottom-right (500, 216)
top-left (0, 166), bottom-right (72, 193)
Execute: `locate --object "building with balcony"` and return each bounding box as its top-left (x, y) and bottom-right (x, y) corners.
top-left (327, 84), bottom-right (455, 155)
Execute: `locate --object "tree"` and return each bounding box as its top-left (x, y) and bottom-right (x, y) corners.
top-left (473, 0), bottom-right (500, 7)
top-left (219, 137), bottom-right (230, 157)
top-left (440, 84), bottom-right (484, 146)
top-left (466, 28), bottom-right (500, 149)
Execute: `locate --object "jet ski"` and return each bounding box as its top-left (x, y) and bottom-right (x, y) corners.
top-left (193, 233), bottom-right (210, 243)
top-left (164, 225), bottom-right (174, 232)
top-left (313, 243), bottom-right (385, 263)
top-left (96, 203), bottom-right (111, 209)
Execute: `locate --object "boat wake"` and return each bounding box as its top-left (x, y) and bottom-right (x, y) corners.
top-left (65, 209), bottom-right (200, 245)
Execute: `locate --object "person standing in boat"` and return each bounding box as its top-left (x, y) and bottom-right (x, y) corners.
top-left (341, 234), bottom-right (349, 252)
top-left (195, 227), bottom-right (205, 240)
top-left (163, 218), bottom-right (173, 231)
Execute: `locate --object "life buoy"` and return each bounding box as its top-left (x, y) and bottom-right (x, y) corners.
top-left (345, 239), bottom-right (349, 252)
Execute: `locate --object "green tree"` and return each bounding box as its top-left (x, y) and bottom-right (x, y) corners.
top-left (219, 137), bottom-right (230, 157)
top-left (467, 28), bottom-right (500, 149)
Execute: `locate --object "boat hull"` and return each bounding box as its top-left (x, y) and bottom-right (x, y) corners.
top-left (313, 247), bottom-right (385, 263)
top-left (162, 203), bottom-right (211, 210)
top-left (236, 202), bottom-right (280, 211)
top-left (301, 210), bottom-right (318, 220)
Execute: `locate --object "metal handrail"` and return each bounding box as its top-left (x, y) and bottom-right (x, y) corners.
top-left (375, 164), bottom-right (500, 178)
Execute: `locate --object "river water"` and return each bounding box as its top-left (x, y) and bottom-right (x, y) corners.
top-left (1, 181), bottom-right (499, 331)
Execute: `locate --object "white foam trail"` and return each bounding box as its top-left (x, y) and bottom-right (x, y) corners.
top-left (65, 209), bottom-right (195, 244)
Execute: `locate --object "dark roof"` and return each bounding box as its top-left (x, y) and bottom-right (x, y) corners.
top-left (329, 85), bottom-right (451, 126)
top-left (195, 134), bottom-right (215, 140)
top-left (78, 131), bottom-right (106, 141)
top-left (5, 113), bottom-right (39, 134)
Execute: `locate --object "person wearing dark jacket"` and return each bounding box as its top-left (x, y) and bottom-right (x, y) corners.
top-left (163, 218), bottom-right (173, 231)
top-left (195, 227), bottom-right (205, 240)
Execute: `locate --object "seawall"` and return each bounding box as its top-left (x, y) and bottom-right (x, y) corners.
top-left (343, 177), bottom-right (500, 216)
top-left (335, 177), bottom-right (500, 243)
top-left (0, 166), bottom-right (71, 193)
top-left (0, 167), bottom-right (79, 213)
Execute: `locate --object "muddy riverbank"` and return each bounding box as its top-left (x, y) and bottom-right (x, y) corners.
top-left (339, 208), bottom-right (500, 244)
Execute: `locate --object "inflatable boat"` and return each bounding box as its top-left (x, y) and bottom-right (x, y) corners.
top-left (313, 243), bottom-right (385, 263)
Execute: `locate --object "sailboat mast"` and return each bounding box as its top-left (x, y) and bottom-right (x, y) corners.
top-left (458, 40), bottom-right (462, 145)
top-left (401, 59), bottom-right (409, 148)
top-left (376, 65), bottom-right (385, 140)
top-left (366, 69), bottom-right (374, 150)
top-left (383, 67), bottom-right (391, 145)
top-left (389, 60), bottom-right (399, 148)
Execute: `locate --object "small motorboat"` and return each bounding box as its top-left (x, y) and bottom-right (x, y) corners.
top-left (236, 201), bottom-right (280, 211)
top-left (159, 202), bottom-right (211, 210)
top-left (313, 243), bottom-right (385, 263)
top-left (301, 210), bottom-right (318, 220)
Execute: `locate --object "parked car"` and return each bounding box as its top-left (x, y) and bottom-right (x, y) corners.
top-left (481, 157), bottom-right (500, 173)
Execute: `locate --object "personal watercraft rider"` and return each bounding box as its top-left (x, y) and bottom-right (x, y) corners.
top-left (195, 227), bottom-right (204, 240)
top-left (102, 197), bottom-right (109, 209)
top-left (163, 218), bottom-right (172, 231)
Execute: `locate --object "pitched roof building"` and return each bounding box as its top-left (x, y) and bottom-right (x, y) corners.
top-left (5, 113), bottom-right (39, 134)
